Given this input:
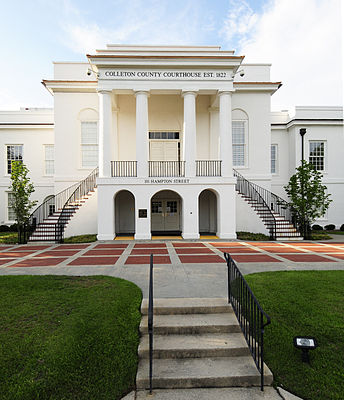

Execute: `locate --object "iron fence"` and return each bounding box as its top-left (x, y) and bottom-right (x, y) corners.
top-left (149, 161), bottom-right (185, 177)
top-left (196, 160), bottom-right (222, 176)
top-left (111, 161), bottom-right (137, 177)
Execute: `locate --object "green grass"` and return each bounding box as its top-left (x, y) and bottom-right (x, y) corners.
top-left (63, 234), bottom-right (97, 243)
top-left (246, 271), bottom-right (344, 400)
top-left (0, 275), bottom-right (142, 400)
top-left (236, 231), bottom-right (270, 241)
top-left (0, 231), bottom-right (18, 244)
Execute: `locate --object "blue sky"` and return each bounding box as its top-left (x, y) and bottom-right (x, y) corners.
top-left (0, 0), bottom-right (342, 111)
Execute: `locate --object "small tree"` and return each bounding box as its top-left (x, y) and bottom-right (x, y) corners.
top-left (9, 161), bottom-right (37, 243)
top-left (284, 160), bottom-right (332, 239)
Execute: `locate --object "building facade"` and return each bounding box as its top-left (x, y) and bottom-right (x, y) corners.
top-left (0, 45), bottom-right (343, 240)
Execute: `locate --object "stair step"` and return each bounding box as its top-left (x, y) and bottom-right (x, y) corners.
top-left (138, 333), bottom-right (250, 359)
top-left (136, 356), bottom-right (273, 389)
top-left (140, 313), bottom-right (240, 335)
top-left (141, 298), bottom-right (232, 315)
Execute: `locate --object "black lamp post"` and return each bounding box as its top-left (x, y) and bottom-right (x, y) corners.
top-left (299, 128), bottom-right (307, 238)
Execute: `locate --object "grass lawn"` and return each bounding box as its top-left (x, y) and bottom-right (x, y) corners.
top-left (0, 276), bottom-right (142, 400)
top-left (0, 231), bottom-right (18, 244)
top-left (63, 234), bottom-right (97, 243)
top-left (246, 271), bottom-right (344, 400)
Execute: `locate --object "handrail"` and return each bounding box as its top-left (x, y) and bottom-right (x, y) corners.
top-left (224, 252), bottom-right (271, 391)
top-left (55, 167), bottom-right (99, 243)
top-left (234, 169), bottom-right (277, 240)
top-left (148, 254), bottom-right (154, 394)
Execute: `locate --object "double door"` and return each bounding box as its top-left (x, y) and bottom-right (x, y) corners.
top-left (151, 199), bottom-right (180, 232)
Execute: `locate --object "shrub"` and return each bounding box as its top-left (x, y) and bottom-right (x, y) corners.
top-left (324, 224), bottom-right (335, 230)
top-left (312, 224), bottom-right (323, 231)
top-left (0, 225), bottom-right (11, 232)
top-left (9, 223), bottom-right (18, 232)
top-left (340, 224), bottom-right (344, 231)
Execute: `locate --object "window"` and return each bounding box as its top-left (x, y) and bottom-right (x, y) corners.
top-left (81, 122), bottom-right (98, 167)
top-left (44, 145), bottom-right (54, 175)
top-left (7, 145), bottom-right (23, 174)
top-left (271, 144), bottom-right (278, 174)
top-left (309, 141), bottom-right (325, 171)
top-left (232, 121), bottom-right (246, 166)
top-left (149, 132), bottom-right (179, 139)
top-left (7, 193), bottom-right (16, 221)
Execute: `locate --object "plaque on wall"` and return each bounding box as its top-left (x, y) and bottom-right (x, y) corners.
top-left (139, 209), bottom-right (147, 218)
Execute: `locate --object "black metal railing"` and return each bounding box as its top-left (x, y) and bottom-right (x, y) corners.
top-left (196, 160), bottom-right (222, 176)
top-left (224, 252), bottom-right (271, 391)
top-left (29, 182), bottom-right (79, 240)
top-left (234, 169), bottom-right (277, 239)
top-left (234, 169), bottom-right (299, 239)
top-left (148, 254), bottom-right (154, 394)
top-left (111, 161), bottom-right (137, 177)
top-left (149, 161), bottom-right (185, 177)
top-left (55, 167), bottom-right (99, 243)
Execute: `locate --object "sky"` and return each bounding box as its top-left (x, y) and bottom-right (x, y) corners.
top-left (0, 0), bottom-right (342, 112)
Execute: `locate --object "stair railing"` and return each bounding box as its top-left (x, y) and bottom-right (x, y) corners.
top-left (224, 252), bottom-right (271, 391)
top-left (148, 254), bottom-right (154, 394)
top-left (55, 167), bottom-right (99, 243)
top-left (233, 169), bottom-right (277, 240)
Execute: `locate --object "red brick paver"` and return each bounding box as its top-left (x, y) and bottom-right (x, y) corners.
top-left (68, 257), bottom-right (119, 266)
top-left (34, 250), bottom-right (80, 257)
top-left (83, 249), bottom-right (124, 256)
top-left (0, 251), bottom-right (34, 258)
top-left (278, 254), bottom-right (334, 262)
top-left (130, 248), bottom-right (168, 255)
top-left (10, 258), bottom-right (67, 267)
top-left (230, 254), bottom-right (281, 263)
top-left (178, 255), bottom-right (224, 263)
top-left (15, 245), bottom-right (51, 251)
top-left (173, 243), bottom-right (206, 247)
top-left (216, 247), bottom-right (261, 253)
top-left (134, 243), bottom-right (167, 248)
top-left (0, 259), bottom-right (14, 265)
top-left (94, 244), bottom-right (128, 249)
top-left (125, 255), bottom-right (171, 264)
top-left (175, 248), bottom-right (214, 254)
top-left (54, 244), bottom-right (90, 250)
top-left (327, 254), bottom-right (344, 260)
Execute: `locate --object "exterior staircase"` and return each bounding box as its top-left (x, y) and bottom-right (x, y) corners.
top-left (234, 169), bottom-right (302, 240)
top-left (137, 298), bottom-right (273, 391)
top-left (29, 167), bottom-right (98, 243)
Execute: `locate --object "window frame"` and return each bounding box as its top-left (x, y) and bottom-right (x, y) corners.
top-left (232, 120), bottom-right (248, 168)
top-left (44, 144), bottom-right (55, 176)
top-left (271, 144), bottom-right (278, 175)
top-left (6, 144), bottom-right (23, 175)
top-left (80, 121), bottom-right (99, 169)
top-left (308, 140), bottom-right (326, 172)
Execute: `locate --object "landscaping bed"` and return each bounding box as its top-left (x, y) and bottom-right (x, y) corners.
top-left (0, 275), bottom-right (142, 400)
top-left (246, 270), bottom-right (344, 400)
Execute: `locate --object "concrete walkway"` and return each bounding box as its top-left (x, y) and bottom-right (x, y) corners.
top-left (0, 240), bottom-right (343, 298)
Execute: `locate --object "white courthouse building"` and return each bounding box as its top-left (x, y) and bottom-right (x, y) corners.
top-left (0, 45), bottom-right (343, 241)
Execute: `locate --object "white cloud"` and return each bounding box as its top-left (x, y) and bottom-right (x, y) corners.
top-left (222, 0), bottom-right (343, 110)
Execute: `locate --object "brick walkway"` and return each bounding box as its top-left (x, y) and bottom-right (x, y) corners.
top-left (1, 241), bottom-right (344, 268)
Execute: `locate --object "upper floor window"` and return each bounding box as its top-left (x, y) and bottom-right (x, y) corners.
top-left (44, 145), bottom-right (54, 175)
top-left (81, 121), bottom-right (98, 168)
top-left (271, 144), bottom-right (278, 174)
top-left (7, 145), bottom-right (23, 174)
top-left (309, 141), bottom-right (325, 171)
top-left (232, 121), bottom-right (246, 167)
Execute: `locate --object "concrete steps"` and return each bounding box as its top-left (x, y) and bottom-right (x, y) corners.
top-left (136, 298), bottom-right (273, 391)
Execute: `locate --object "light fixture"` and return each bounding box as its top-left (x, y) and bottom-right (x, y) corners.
top-left (293, 336), bottom-right (318, 363)
top-left (86, 67), bottom-right (99, 78)
top-left (231, 69), bottom-right (245, 79)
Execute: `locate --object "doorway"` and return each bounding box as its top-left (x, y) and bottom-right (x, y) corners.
top-left (199, 189), bottom-right (217, 234)
top-left (115, 190), bottom-right (135, 235)
top-left (151, 190), bottom-right (181, 235)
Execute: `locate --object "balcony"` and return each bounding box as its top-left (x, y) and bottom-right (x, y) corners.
top-left (149, 161), bottom-right (185, 177)
top-left (111, 161), bottom-right (137, 177)
top-left (196, 160), bottom-right (222, 176)
top-left (110, 160), bottom-right (222, 177)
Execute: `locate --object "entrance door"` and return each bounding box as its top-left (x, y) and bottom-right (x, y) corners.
top-left (151, 199), bottom-right (180, 233)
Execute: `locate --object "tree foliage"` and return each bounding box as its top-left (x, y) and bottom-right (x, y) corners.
top-left (284, 161), bottom-right (332, 239)
top-left (9, 161), bottom-right (37, 242)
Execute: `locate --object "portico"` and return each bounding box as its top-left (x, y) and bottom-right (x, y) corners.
top-left (91, 45), bottom-right (242, 240)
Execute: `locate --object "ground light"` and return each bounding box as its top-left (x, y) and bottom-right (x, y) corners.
top-left (293, 336), bottom-right (318, 363)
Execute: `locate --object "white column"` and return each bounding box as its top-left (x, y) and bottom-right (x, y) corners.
top-left (182, 193), bottom-right (200, 239)
top-left (97, 185), bottom-right (115, 240)
top-left (209, 106), bottom-right (219, 159)
top-left (98, 90), bottom-right (112, 177)
top-left (217, 185), bottom-right (237, 239)
top-left (219, 91), bottom-right (233, 177)
top-left (182, 91), bottom-right (197, 177)
top-left (135, 90), bottom-right (149, 177)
